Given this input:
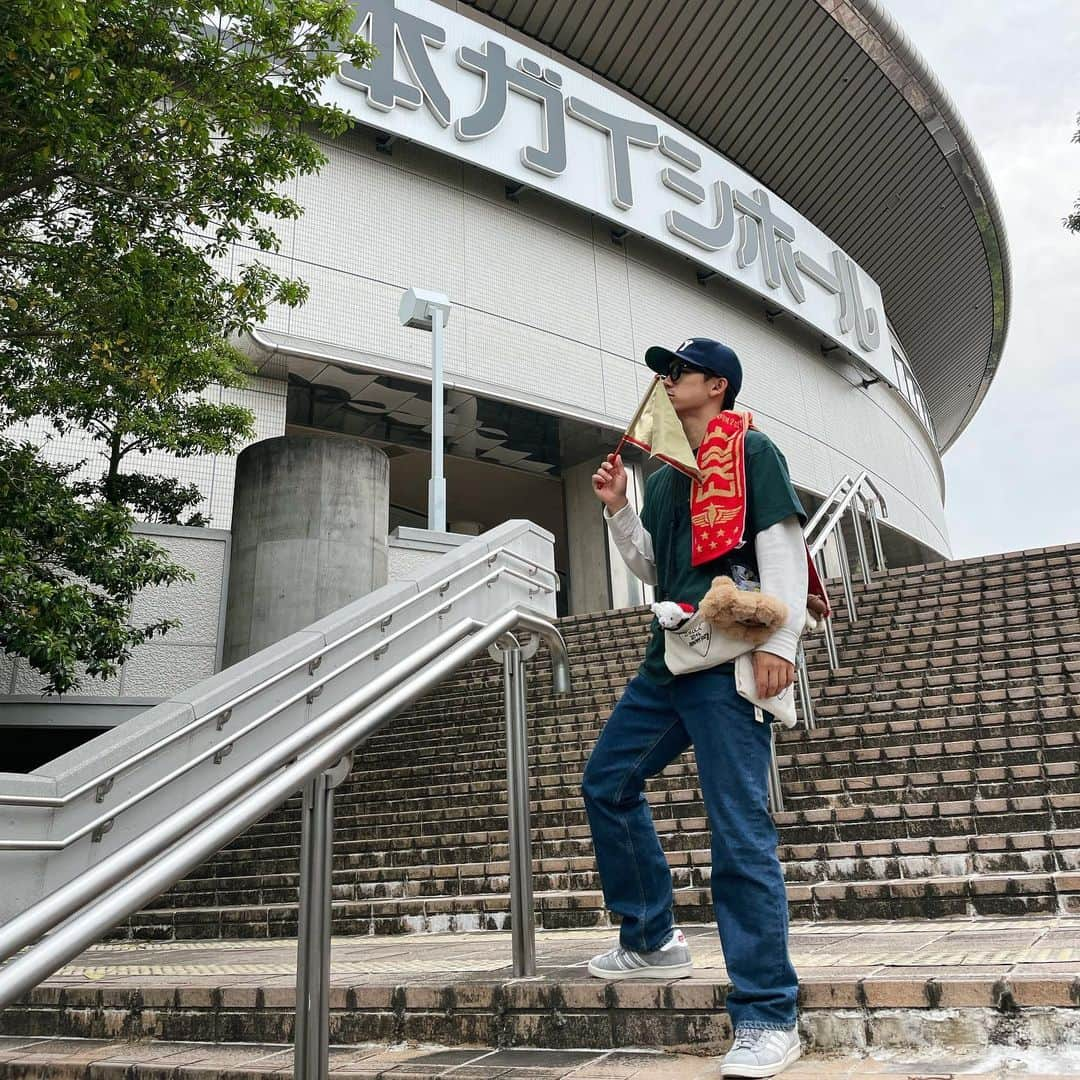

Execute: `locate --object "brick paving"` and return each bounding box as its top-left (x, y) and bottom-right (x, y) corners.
top-left (6, 917), bottom-right (1077, 1057)
top-left (45, 917), bottom-right (1080, 990)
top-left (1, 1038), bottom-right (1079, 1078)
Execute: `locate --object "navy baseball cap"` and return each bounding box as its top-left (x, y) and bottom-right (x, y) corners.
top-left (644, 337), bottom-right (742, 400)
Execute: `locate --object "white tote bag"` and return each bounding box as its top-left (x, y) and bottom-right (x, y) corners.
top-left (734, 652), bottom-right (798, 728)
top-left (662, 610), bottom-right (753, 675)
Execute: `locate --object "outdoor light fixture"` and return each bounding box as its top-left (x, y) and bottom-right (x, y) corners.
top-left (398, 287), bottom-right (451, 533)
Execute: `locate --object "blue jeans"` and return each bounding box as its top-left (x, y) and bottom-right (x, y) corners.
top-left (581, 668), bottom-right (797, 1030)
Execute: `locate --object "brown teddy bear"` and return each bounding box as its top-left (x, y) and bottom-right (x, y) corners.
top-left (698, 576), bottom-right (788, 646)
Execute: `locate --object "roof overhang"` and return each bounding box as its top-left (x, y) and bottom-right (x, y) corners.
top-left (458, 0), bottom-right (1010, 451)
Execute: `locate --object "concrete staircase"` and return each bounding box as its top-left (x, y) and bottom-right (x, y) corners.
top-left (112, 542), bottom-right (1080, 942)
top-left (4, 542), bottom-right (1080, 1064)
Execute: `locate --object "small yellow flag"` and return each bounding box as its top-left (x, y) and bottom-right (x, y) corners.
top-left (620, 377), bottom-right (699, 478)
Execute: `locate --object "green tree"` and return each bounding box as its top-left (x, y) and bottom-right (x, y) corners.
top-left (0, 0), bottom-right (374, 692)
top-left (0, 440), bottom-right (190, 693)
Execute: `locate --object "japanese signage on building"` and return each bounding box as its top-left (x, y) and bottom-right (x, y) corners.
top-left (322, 0), bottom-right (893, 381)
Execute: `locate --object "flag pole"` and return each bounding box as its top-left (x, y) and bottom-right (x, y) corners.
top-left (613, 375), bottom-right (661, 460)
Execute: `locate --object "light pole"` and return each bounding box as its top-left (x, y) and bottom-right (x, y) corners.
top-left (398, 287), bottom-right (451, 533)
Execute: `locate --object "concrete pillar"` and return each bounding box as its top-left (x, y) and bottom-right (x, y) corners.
top-left (563, 459), bottom-right (612, 616)
top-left (223, 434), bottom-right (389, 665)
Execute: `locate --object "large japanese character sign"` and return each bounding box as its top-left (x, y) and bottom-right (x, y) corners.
top-left (328, 0), bottom-right (890, 372)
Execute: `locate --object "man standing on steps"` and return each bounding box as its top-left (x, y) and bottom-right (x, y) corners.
top-left (584, 338), bottom-right (808, 1079)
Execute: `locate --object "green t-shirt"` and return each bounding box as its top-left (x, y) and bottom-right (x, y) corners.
top-left (638, 429), bottom-right (806, 685)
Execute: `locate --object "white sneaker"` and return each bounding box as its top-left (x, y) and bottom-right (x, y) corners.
top-left (720, 1024), bottom-right (801, 1077)
top-left (586, 928), bottom-right (693, 980)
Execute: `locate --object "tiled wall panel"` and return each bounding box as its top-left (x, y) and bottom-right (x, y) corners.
top-left (461, 195), bottom-right (600, 346)
top-left (463, 309), bottom-right (605, 413)
top-left (1, 526), bottom-right (228, 700)
top-left (592, 240), bottom-right (636, 360)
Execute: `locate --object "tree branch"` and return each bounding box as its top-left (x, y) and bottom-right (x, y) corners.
top-left (0, 166), bottom-right (71, 205)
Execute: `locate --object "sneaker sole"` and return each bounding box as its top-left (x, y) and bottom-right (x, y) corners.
top-left (719, 1041), bottom-right (801, 1078)
top-left (586, 959), bottom-right (694, 980)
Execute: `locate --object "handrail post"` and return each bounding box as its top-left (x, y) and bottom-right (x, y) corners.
top-left (834, 528), bottom-right (857, 623)
top-left (849, 503), bottom-right (872, 586)
top-left (295, 753), bottom-right (351, 1080)
top-left (865, 495), bottom-right (887, 572)
top-left (816, 553), bottom-right (839, 671)
top-left (795, 646), bottom-right (815, 731)
top-left (765, 724), bottom-right (784, 813)
top-left (495, 635), bottom-right (537, 977)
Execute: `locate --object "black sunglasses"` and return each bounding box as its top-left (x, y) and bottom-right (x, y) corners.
top-left (666, 358), bottom-right (709, 382)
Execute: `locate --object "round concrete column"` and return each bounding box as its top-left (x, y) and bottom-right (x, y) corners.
top-left (223, 434), bottom-right (389, 666)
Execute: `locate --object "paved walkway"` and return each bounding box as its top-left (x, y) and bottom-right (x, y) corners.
top-left (12, 918), bottom-right (1077, 1076)
top-left (1, 1038), bottom-right (1079, 1078)
top-left (45, 915), bottom-right (1080, 996)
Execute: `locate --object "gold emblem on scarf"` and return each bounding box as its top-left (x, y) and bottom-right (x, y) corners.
top-left (691, 505), bottom-right (740, 528)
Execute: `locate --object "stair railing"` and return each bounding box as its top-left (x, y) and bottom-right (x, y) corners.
top-left (0, 550), bottom-right (554, 826)
top-left (0, 522), bottom-right (570, 1080)
top-left (793, 472), bottom-right (889, 733)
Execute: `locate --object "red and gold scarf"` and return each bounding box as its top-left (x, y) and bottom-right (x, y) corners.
top-left (691, 410), bottom-right (831, 615)
top-left (691, 410), bottom-right (753, 566)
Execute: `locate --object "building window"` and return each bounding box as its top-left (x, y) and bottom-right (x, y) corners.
top-left (891, 346), bottom-right (934, 441)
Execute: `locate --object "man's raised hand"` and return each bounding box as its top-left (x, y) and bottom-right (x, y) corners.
top-left (592, 453), bottom-right (629, 512)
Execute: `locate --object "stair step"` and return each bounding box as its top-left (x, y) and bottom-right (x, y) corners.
top-left (119, 867), bottom-right (1080, 941)
top-left (11, 909), bottom-right (1080, 1056)
top-left (173, 829), bottom-right (1080, 893)
top-left (148, 840), bottom-right (1080, 911)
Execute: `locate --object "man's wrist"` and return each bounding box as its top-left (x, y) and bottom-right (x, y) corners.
top-left (605, 495), bottom-right (629, 513)
top-left (754, 641), bottom-right (798, 666)
top-left (754, 649), bottom-right (793, 663)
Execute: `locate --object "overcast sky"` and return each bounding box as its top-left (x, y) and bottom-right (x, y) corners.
top-left (886, 1), bottom-right (1079, 558)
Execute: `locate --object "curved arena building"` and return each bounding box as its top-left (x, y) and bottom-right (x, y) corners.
top-left (2, 0), bottom-right (1011, 714)
top-left (246, 0), bottom-right (1009, 603)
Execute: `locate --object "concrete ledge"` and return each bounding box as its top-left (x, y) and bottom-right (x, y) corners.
top-left (0, 697), bottom-right (160, 729)
top-left (389, 526), bottom-right (471, 553)
top-left (29, 699), bottom-right (197, 791)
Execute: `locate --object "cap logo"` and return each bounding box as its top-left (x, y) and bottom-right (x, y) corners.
top-left (677, 339), bottom-right (693, 352)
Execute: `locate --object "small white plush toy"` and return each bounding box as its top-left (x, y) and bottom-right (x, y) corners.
top-left (650, 600), bottom-right (695, 629)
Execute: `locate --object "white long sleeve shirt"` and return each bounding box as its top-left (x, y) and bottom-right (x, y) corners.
top-left (603, 501), bottom-right (657, 585)
top-left (604, 502), bottom-right (807, 663)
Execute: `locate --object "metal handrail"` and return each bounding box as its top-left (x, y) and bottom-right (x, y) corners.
top-left (0, 607), bottom-right (569, 1009)
top-left (803, 474), bottom-right (852, 536)
top-left (0, 619), bottom-right (478, 955)
top-left (0, 548), bottom-right (557, 810)
top-left (856, 474), bottom-right (888, 515)
top-left (793, 471), bottom-right (890, 733)
top-left (0, 567), bottom-right (552, 849)
top-left (805, 472), bottom-right (889, 538)
top-left (807, 471), bottom-right (885, 558)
